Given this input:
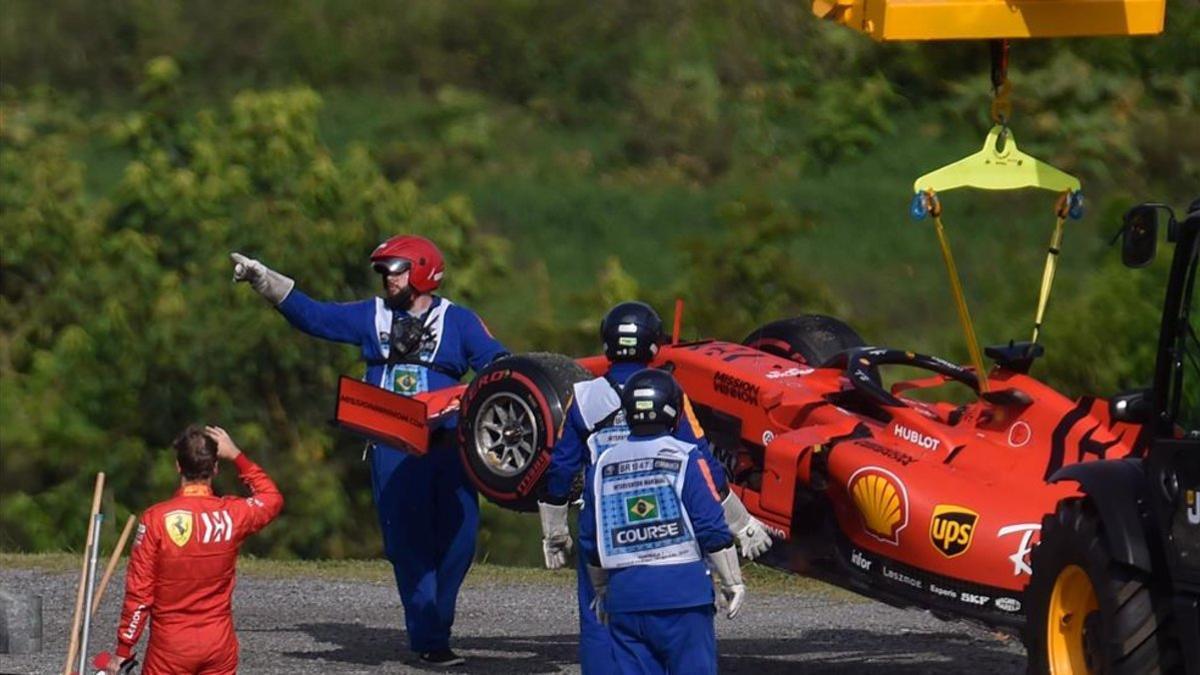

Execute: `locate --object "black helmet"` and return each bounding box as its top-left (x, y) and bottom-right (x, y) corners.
top-left (600, 301), bottom-right (663, 363)
top-left (621, 368), bottom-right (682, 436)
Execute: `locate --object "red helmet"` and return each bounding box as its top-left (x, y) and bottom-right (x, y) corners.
top-left (370, 235), bottom-right (445, 293)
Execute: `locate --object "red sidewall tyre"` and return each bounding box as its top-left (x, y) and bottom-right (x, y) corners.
top-left (458, 353), bottom-right (591, 512)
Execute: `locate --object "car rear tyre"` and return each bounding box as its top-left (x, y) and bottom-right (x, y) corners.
top-left (743, 315), bottom-right (869, 366)
top-left (1024, 499), bottom-right (1179, 674)
top-left (458, 352), bottom-right (592, 512)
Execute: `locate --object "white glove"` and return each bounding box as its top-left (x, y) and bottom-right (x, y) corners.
top-left (538, 501), bottom-right (572, 570)
top-left (722, 491), bottom-right (774, 560)
top-left (707, 545), bottom-right (746, 619)
top-left (586, 564), bottom-right (609, 625)
top-left (230, 252), bottom-right (295, 305)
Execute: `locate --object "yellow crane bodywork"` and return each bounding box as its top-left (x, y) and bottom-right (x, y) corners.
top-left (812, 0), bottom-right (1166, 41)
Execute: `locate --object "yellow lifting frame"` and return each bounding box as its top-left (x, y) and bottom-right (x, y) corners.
top-left (914, 126), bottom-right (1081, 194)
top-left (913, 125), bottom-right (1082, 392)
top-left (813, 0), bottom-right (1166, 41)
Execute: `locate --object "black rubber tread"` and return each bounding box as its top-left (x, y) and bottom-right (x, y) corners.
top-left (742, 314), bottom-right (869, 367)
top-left (1023, 499), bottom-right (1180, 675)
top-left (522, 352), bottom-right (593, 403)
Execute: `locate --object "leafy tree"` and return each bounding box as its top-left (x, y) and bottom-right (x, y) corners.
top-left (674, 193), bottom-right (840, 341)
top-left (0, 59), bottom-right (511, 558)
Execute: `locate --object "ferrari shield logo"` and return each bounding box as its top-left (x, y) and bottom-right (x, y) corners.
top-left (626, 495), bottom-right (658, 522)
top-left (165, 510), bottom-right (193, 548)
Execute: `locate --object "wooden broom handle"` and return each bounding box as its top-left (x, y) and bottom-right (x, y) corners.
top-left (64, 472), bottom-right (105, 675)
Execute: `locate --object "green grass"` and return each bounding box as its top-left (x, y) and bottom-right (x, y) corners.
top-left (0, 552), bottom-right (853, 598)
top-left (0, 552), bottom-right (81, 573)
top-left (53, 84), bottom-right (1141, 392)
top-left (64, 87), bottom-right (1126, 362)
top-left (47, 84), bottom-right (1152, 418)
top-left (235, 556), bottom-right (580, 587)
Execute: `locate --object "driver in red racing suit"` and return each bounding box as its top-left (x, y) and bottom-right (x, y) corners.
top-left (106, 425), bottom-right (283, 674)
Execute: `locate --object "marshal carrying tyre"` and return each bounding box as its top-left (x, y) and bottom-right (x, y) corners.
top-left (458, 352), bottom-right (592, 512)
top-left (1023, 499), bottom-right (1180, 674)
top-left (743, 314), bottom-right (869, 366)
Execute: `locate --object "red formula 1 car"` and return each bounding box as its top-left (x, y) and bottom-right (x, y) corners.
top-left (336, 201), bottom-right (1198, 673)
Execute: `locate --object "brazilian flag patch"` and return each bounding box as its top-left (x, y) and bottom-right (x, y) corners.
top-left (625, 495), bottom-right (659, 522)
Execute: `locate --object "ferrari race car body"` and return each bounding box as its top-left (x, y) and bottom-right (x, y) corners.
top-left (335, 331), bottom-right (1141, 632)
top-left (640, 339), bottom-right (1139, 630)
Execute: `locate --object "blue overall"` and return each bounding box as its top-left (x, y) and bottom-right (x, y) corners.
top-left (276, 289), bottom-right (507, 652)
top-left (579, 433), bottom-right (733, 675)
top-left (544, 362), bottom-right (728, 674)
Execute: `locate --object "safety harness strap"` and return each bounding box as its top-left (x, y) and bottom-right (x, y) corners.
top-left (1032, 214), bottom-right (1067, 344)
top-left (925, 190), bottom-right (991, 392)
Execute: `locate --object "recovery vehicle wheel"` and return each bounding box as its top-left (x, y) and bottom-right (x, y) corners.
top-left (458, 352), bottom-right (591, 512)
top-left (743, 314), bottom-right (869, 366)
top-left (1024, 499), bottom-right (1179, 674)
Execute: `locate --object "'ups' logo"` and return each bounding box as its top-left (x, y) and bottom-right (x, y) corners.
top-left (929, 504), bottom-right (978, 558)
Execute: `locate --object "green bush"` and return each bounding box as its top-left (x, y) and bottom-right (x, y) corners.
top-left (946, 51), bottom-right (1200, 191)
top-left (0, 62), bottom-right (510, 557)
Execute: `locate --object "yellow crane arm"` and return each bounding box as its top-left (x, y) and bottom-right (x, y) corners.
top-left (814, 0), bottom-right (1165, 41)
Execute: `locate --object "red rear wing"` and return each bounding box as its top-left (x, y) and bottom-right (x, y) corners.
top-left (334, 355), bottom-right (608, 456)
top-left (334, 376), bottom-right (430, 455)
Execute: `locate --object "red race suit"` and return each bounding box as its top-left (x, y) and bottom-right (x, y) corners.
top-left (114, 454), bottom-right (283, 674)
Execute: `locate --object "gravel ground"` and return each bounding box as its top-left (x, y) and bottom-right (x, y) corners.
top-left (0, 561), bottom-right (1025, 674)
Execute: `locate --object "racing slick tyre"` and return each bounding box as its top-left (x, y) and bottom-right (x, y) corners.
top-left (743, 315), bottom-right (869, 367)
top-left (1023, 499), bottom-right (1179, 674)
top-left (458, 352), bottom-right (591, 512)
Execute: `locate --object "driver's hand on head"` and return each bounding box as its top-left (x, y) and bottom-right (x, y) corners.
top-left (205, 426), bottom-right (242, 461)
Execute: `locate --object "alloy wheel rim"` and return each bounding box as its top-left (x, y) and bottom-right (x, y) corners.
top-left (474, 392), bottom-right (538, 477)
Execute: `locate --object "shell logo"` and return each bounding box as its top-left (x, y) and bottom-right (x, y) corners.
top-left (849, 467), bottom-right (909, 545)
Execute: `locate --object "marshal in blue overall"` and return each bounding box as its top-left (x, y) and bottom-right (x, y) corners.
top-left (231, 235), bottom-right (507, 667)
top-left (537, 302), bottom-right (772, 673)
top-left (579, 368), bottom-right (747, 675)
